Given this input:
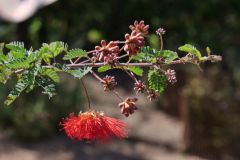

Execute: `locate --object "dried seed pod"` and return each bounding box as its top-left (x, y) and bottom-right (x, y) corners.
top-left (118, 97), bottom-right (138, 117)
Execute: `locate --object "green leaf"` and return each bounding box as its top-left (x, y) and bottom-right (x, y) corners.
top-left (206, 46), bottom-right (211, 56)
top-left (0, 66), bottom-right (12, 84)
top-left (97, 65), bottom-right (111, 72)
top-left (37, 43), bottom-right (50, 63)
top-left (63, 49), bottom-right (87, 60)
top-left (0, 53), bottom-right (8, 63)
top-left (133, 46), bottom-right (155, 62)
top-left (37, 42), bottom-right (67, 64)
top-left (36, 77), bottom-right (56, 98)
top-left (0, 43), bottom-right (4, 52)
top-left (178, 44), bottom-right (201, 58)
top-left (7, 53), bottom-right (35, 70)
top-left (4, 76), bottom-right (29, 106)
top-left (49, 41), bottom-right (67, 57)
top-left (7, 59), bottom-right (30, 69)
top-left (148, 70), bottom-right (167, 93)
top-left (6, 41), bottom-right (27, 59)
top-left (141, 46), bottom-right (156, 55)
top-left (0, 43), bottom-right (6, 62)
top-left (6, 41), bottom-right (25, 52)
top-left (67, 67), bottom-right (92, 79)
top-left (157, 50), bottom-right (178, 64)
top-left (41, 68), bottom-right (60, 83)
top-left (127, 66), bottom-right (143, 76)
top-left (25, 66), bottom-right (40, 92)
top-left (97, 65), bottom-right (143, 76)
top-left (42, 84), bottom-right (56, 98)
top-left (136, 47), bottom-right (178, 64)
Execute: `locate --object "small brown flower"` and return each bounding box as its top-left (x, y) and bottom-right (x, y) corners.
top-left (165, 69), bottom-right (177, 84)
top-left (124, 31), bottom-right (145, 56)
top-left (129, 20), bottom-right (149, 37)
top-left (95, 40), bottom-right (119, 64)
top-left (101, 75), bottom-right (117, 91)
top-left (147, 89), bottom-right (158, 101)
top-left (118, 97), bottom-right (138, 117)
top-left (134, 80), bottom-right (146, 94)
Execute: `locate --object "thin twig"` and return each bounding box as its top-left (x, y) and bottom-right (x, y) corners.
top-left (90, 70), bottom-right (104, 82)
top-left (123, 69), bottom-right (138, 82)
top-left (74, 50), bottom-right (96, 64)
top-left (159, 34), bottom-right (163, 51)
top-left (90, 70), bottom-right (124, 102)
top-left (112, 90), bottom-right (124, 102)
top-left (13, 55), bottom-right (222, 74)
top-left (80, 79), bottom-right (91, 109)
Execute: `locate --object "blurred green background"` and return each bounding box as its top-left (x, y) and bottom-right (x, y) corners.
top-left (0, 0), bottom-right (239, 159)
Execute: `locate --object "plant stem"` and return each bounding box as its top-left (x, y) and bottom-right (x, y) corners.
top-left (80, 79), bottom-right (91, 110)
top-left (13, 55), bottom-right (222, 74)
top-left (112, 90), bottom-right (124, 102)
top-left (90, 70), bottom-right (124, 102)
top-left (90, 70), bottom-right (104, 82)
top-left (123, 69), bottom-right (138, 82)
top-left (159, 34), bottom-right (163, 51)
top-left (74, 50), bottom-right (96, 64)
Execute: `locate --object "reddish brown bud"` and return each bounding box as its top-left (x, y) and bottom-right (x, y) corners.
top-left (134, 80), bottom-right (146, 94)
top-left (95, 40), bottom-right (120, 64)
top-left (165, 69), bottom-right (177, 84)
top-left (124, 31), bottom-right (145, 56)
top-left (101, 75), bottom-right (117, 91)
top-left (147, 89), bottom-right (158, 101)
top-left (129, 20), bottom-right (149, 37)
top-left (156, 27), bottom-right (166, 35)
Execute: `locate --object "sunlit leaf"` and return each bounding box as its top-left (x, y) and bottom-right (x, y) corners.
top-left (178, 44), bottom-right (201, 58)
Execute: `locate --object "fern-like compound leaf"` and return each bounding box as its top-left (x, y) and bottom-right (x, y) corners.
top-left (63, 49), bottom-right (88, 60)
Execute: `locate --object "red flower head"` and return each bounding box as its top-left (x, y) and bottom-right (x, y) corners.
top-left (129, 20), bottom-right (149, 37)
top-left (95, 40), bottom-right (120, 64)
top-left (124, 31), bottom-right (145, 56)
top-left (60, 110), bottom-right (128, 142)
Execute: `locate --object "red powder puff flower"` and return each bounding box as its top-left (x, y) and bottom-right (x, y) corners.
top-left (60, 110), bottom-right (128, 142)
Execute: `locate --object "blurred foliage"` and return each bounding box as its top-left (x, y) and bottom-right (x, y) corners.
top-left (0, 75), bottom-right (83, 140)
top-left (0, 0), bottom-right (239, 158)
